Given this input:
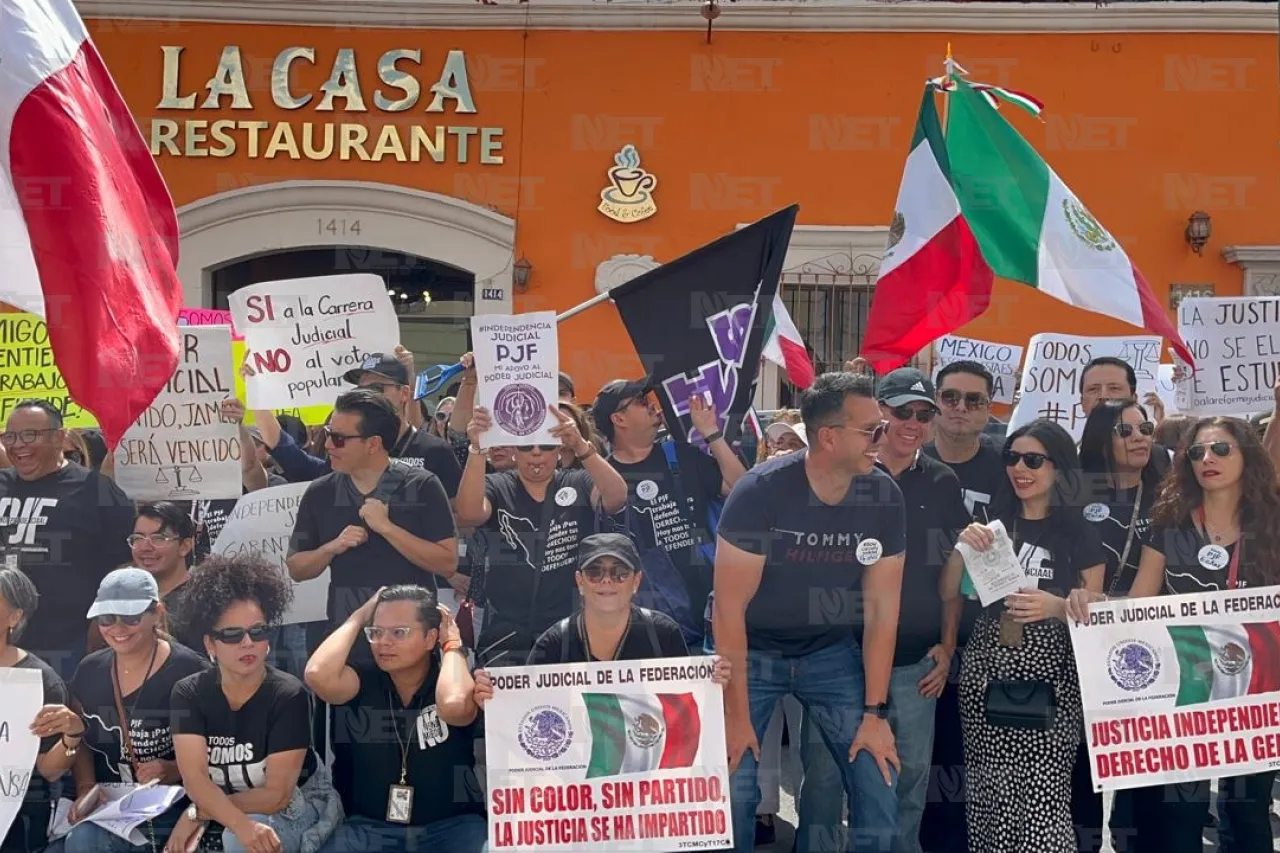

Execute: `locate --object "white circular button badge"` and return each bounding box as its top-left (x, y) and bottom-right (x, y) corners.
top-left (1083, 503), bottom-right (1110, 523)
top-left (555, 487), bottom-right (578, 507)
top-left (636, 480), bottom-right (659, 501)
top-left (1198, 544), bottom-right (1230, 571)
top-left (856, 538), bottom-right (884, 566)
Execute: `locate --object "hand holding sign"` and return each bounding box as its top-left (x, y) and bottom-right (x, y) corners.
top-left (467, 406), bottom-right (494, 449)
top-left (473, 669), bottom-right (494, 707)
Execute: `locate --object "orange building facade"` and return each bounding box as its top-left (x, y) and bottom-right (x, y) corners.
top-left (81, 0), bottom-right (1280, 408)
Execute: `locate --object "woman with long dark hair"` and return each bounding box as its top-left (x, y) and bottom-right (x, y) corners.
top-left (1070, 416), bottom-right (1280, 852)
top-left (940, 419), bottom-right (1105, 852)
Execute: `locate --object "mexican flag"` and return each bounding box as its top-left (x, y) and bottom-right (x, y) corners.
top-left (762, 293), bottom-right (815, 389)
top-left (1168, 623), bottom-right (1280, 706)
top-left (862, 77), bottom-right (1195, 371)
top-left (583, 693), bottom-right (701, 778)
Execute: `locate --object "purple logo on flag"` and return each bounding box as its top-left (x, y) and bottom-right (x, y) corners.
top-left (493, 384), bottom-right (546, 436)
top-left (661, 300), bottom-right (757, 445)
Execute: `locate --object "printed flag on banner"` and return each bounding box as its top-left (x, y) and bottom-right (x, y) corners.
top-left (583, 692), bottom-right (701, 778)
top-left (610, 205), bottom-right (798, 446)
top-left (0, 0), bottom-right (183, 448)
top-left (1167, 623), bottom-right (1280, 706)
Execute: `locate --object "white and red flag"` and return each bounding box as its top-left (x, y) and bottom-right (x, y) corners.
top-left (0, 0), bottom-right (182, 447)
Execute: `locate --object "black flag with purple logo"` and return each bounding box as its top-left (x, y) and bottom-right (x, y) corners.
top-left (609, 205), bottom-right (798, 446)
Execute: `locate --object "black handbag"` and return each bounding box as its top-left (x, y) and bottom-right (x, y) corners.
top-left (984, 680), bottom-right (1056, 730)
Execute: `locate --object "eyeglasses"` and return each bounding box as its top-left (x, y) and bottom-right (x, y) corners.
top-left (209, 624), bottom-right (272, 645)
top-left (434, 411), bottom-right (449, 422)
top-left (364, 625), bottom-right (417, 643)
top-left (888, 406), bottom-right (937, 424)
top-left (1114, 421), bottom-right (1156, 439)
top-left (127, 533), bottom-right (181, 547)
top-left (1, 428), bottom-right (59, 445)
top-left (515, 444), bottom-right (560, 453)
top-left (324, 427), bottom-right (368, 449)
top-left (1187, 441), bottom-right (1234, 462)
top-left (582, 565), bottom-right (636, 583)
top-left (938, 390), bottom-right (990, 411)
top-left (96, 610), bottom-right (153, 628)
top-left (1003, 450), bottom-right (1052, 470)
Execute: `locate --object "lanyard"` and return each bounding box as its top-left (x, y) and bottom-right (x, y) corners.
top-left (1195, 507), bottom-right (1241, 590)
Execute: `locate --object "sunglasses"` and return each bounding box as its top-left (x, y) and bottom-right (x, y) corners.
top-left (1187, 441), bottom-right (1234, 462)
top-left (582, 565), bottom-right (636, 583)
top-left (938, 390), bottom-right (990, 411)
top-left (889, 406), bottom-right (937, 424)
top-left (1114, 421), bottom-right (1156, 439)
top-left (515, 444), bottom-right (560, 453)
top-left (434, 411), bottom-right (449, 422)
top-left (1003, 450), bottom-right (1052, 470)
top-left (364, 625), bottom-right (417, 643)
top-left (96, 609), bottom-right (153, 628)
top-left (209, 624), bottom-right (272, 645)
top-left (324, 427), bottom-right (368, 449)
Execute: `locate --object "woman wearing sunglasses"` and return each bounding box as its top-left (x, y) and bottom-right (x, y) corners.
top-left (1068, 416), bottom-right (1280, 852)
top-left (940, 419), bottom-right (1105, 853)
top-left (48, 568), bottom-right (207, 853)
top-left (168, 555), bottom-right (340, 853)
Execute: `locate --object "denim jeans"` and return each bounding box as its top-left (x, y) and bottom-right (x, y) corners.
top-left (266, 623), bottom-right (310, 680)
top-left (319, 813), bottom-right (487, 853)
top-left (48, 806), bottom-right (180, 853)
top-left (730, 638), bottom-right (898, 853)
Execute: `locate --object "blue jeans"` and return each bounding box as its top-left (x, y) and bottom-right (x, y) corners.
top-left (730, 638), bottom-right (898, 853)
top-left (49, 807), bottom-right (180, 852)
top-left (222, 801), bottom-right (319, 853)
top-left (319, 813), bottom-right (487, 853)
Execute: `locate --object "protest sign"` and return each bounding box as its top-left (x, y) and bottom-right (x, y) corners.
top-left (1154, 364), bottom-right (1180, 416)
top-left (1070, 587), bottom-right (1280, 791)
top-left (933, 335), bottom-right (1023, 405)
top-left (115, 327), bottom-right (241, 500)
top-left (0, 313), bottom-right (96, 427)
top-left (472, 312), bottom-right (559, 449)
top-left (211, 482), bottom-right (327, 625)
top-left (228, 275), bottom-right (399, 410)
top-left (1174, 296), bottom-right (1279, 416)
top-left (0, 668), bottom-right (41, 843)
top-left (484, 657), bottom-right (732, 852)
top-left (1010, 334), bottom-right (1160, 439)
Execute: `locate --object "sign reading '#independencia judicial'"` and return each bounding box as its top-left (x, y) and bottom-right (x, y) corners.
top-left (150, 47), bottom-right (504, 164)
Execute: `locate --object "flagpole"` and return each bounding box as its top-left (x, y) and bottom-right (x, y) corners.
top-left (940, 42), bottom-right (957, 131)
top-left (556, 290), bottom-right (613, 323)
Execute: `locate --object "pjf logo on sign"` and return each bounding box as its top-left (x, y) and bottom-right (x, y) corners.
top-left (807, 115), bottom-right (900, 151)
top-left (1164, 56), bottom-right (1255, 92)
top-left (689, 56), bottom-right (781, 92)
top-left (1163, 174), bottom-right (1255, 211)
top-left (660, 301), bottom-right (756, 444)
top-left (569, 115), bottom-right (662, 152)
top-left (1043, 115), bottom-right (1136, 151)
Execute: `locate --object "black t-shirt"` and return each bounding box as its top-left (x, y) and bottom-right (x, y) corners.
top-left (922, 436), bottom-right (1007, 524)
top-left (1080, 481), bottom-right (1156, 597)
top-left (608, 443), bottom-right (724, 612)
top-left (289, 465), bottom-right (457, 628)
top-left (979, 515), bottom-right (1106, 615)
top-left (0, 464), bottom-right (134, 654)
top-left (480, 469), bottom-right (597, 637)
top-left (881, 454), bottom-right (971, 666)
top-left (2, 653), bottom-right (66, 853)
top-left (717, 452), bottom-right (907, 656)
top-left (1148, 521), bottom-right (1247, 595)
top-left (391, 427), bottom-right (463, 499)
top-left (71, 643), bottom-right (208, 783)
top-left (331, 659), bottom-right (484, 827)
top-left (528, 606), bottom-right (690, 664)
top-left (171, 666), bottom-right (316, 793)
top-left (161, 580), bottom-right (206, 653)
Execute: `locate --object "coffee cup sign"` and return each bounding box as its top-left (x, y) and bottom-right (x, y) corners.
top-left (228, 274), bottom-right (400, 410)
top-left (1175, 296), bottom-right (1280, 416)
top-left (933, 334), bottom-right (1024, 405)
top-left (472, 311), bottom-right (559, 449)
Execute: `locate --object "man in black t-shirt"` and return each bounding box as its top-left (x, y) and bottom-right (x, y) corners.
top-left (287, 391), bottom-right (457, 661)
top-left (0, 400), bottom-right (134, 680)
top-left (715, 372), bottom-right (905, 853)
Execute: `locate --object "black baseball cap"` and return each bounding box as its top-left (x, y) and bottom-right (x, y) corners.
top-left (591, 378), bottom-right (652, 438)
top-left (343, 353), bottom-right (411, 386)
top-left (577, 533), bottom-right (642, 575)
top-left (877, 367), bottom-right (937, 408)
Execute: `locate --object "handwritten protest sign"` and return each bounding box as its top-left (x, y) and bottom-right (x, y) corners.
top-left (0, 313), bottom-right (96, 427)
top-left (0, 668), bottom-right (41, 843)
top-left (1010, 334), bottom-right (1160, 439)
top-left (1175, 296), bottom-right (1279, 416)
top-left (211, 482), bottom-right (327, 625)
top-left (472, 312), bottom-right (559, 449)
top-left (484, 656), bottom-right (732, 852)
top-left (115, 327), bottom-right (241, 500)
top-left (178, 307), bottom-right (331, 425)
top-left (1070, 587), bottom-right (1280, 791)
top-left (228, 275), bottom-right (399, 410)
top-left (933, 335), bottom-right (1023, 405)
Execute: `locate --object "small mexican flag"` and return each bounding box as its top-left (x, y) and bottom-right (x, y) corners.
top-left (583, 693), bottom-right (701, 778)
top-left (1168, 623), bottom-right (1280, 706)
top-left (762, 293), bottom-right (815, 389)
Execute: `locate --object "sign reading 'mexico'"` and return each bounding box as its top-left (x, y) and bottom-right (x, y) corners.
top-left (150, 47), bottom-right (503, 164)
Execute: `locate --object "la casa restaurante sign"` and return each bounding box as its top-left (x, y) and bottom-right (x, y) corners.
top-left (149, 46), bottom-right (503, 164)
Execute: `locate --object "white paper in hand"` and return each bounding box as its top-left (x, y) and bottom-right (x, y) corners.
top-left (955, 520), bottom-right (1027, 607)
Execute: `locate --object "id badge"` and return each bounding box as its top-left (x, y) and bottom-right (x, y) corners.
top-left (998, 612), bottom-right (1024, 648)
top-left (386, 784), bottom-right (414, 824)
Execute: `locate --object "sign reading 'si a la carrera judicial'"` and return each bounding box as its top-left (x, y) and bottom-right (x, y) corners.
top-left (150, 47), bottom-right (504, 164)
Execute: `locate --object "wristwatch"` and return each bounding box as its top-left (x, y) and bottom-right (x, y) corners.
top-left (864, 702), bottom-right (890, 720)
top-left (185, 804), bottom-right (199, 822)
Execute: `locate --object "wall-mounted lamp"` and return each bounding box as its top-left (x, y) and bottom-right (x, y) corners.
top-left (1185, 211), bottom-right (1212, 256)
top-left (701, 0), bottom-right (720, 43)
top-left (512, 256), bottom-right (533, 291)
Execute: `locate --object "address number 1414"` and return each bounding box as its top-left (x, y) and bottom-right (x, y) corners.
top-left (317, 218), bottom-right (361, 237)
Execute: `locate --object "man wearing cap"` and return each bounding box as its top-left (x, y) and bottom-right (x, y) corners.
top-left (253, 352), bottom-right (462, 498)
top-left (593, 378), bottom-right (746, 644)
